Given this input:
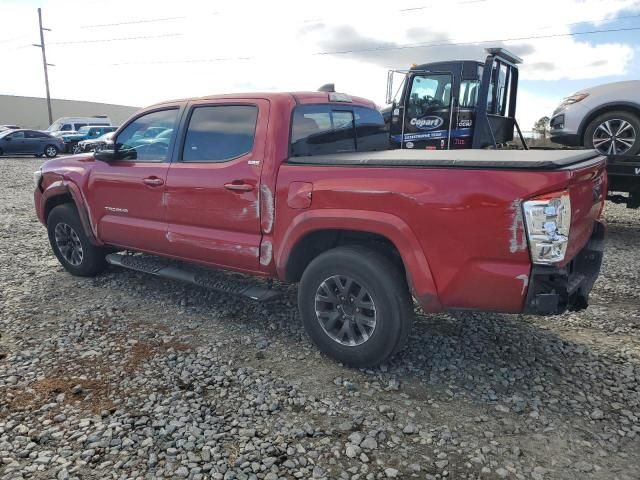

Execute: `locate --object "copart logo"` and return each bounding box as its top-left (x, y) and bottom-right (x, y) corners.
top-left (410, 116), bottom-right (444, 130)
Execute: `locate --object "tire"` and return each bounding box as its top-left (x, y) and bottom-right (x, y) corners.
top-left (72, 144), bottom-right (82, 154)
top-left (47, 203), bottom-right (108, 277)
top-left (44, 145), bottom-right (58, 158)
top-left (298, 246), bottom-right (413, 368)
top-left (584, 110), bottom-right (640, 156)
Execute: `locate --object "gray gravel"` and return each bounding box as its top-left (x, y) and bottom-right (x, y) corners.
top-left (1, 156), bottom-right (639, 480)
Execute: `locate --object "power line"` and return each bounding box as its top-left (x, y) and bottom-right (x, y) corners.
top-left (315, 26), bottom-right (640, 56)
top-left (75, 24), bottom-right (640, 67)
top-left (80, 15), bottom-right (187, 28)
top-left (48, 32), bottom-right (182, 45)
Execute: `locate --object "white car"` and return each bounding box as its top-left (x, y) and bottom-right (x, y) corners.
top-left (550, 80), bottom-right (640, 156)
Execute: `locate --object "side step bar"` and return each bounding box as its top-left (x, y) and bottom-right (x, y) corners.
top-left (106, 253), bottom-right (282, 302)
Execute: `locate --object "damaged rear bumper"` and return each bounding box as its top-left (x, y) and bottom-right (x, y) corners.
top-left (523, 220), bottom-right (605, 315)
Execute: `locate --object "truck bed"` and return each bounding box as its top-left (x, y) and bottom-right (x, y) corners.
top-left (288, 149), bottom-right (603, 170)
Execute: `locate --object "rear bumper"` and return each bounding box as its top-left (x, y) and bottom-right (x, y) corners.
top-left (523, 220), bottom-right (605, 315)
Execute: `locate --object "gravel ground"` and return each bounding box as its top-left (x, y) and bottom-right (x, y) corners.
top-left (1, 156), bottom-right (639, 480)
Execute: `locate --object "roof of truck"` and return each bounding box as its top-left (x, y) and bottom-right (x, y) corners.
top-left (148, 91), bottom-right (377, 109)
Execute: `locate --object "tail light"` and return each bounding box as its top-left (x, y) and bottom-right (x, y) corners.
top-left (522, 191), bottom-right (571, 264)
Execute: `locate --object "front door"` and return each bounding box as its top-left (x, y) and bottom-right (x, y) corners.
top-left (164, 100), bottom-right (268, 273)
top-left (2, 130), bottom-right (27, 154)
top-left (85, 107), bottom-right (181, 254)
top-left (397, 72), bottom-right (457, 150)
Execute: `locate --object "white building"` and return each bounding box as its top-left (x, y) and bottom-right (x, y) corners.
top-left (0, 94), bottom-right (139, 130)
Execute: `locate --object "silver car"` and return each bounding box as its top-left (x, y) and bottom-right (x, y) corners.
top-left (550, 80), bottom-right (640, 156)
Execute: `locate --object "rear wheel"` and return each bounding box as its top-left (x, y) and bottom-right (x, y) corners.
top-left (44, 145), bottom-right (58, 158)
top-left (584, 111), bottom-right (640, 155)
top-left (47, 203), bottom-right (108, 276)
top-left (72, 143), bottom-right (82, 154)
top-left (298, 246), bottom-right (413, 367)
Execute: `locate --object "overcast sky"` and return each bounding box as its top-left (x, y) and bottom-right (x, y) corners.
top-left (1, 0), bottom-right (639, 129)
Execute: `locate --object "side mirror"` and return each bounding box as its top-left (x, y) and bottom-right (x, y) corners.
top-left (94, 148), bottom-right (117, 162)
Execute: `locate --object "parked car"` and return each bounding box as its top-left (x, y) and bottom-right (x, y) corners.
top-left (550, 80), bottom-right (640, 155)
top-left (76, 131), bottom-right (115, 153)
top-left (34, 90), bottom-right (606, 367)
top-left (0, 129), bottom-right (64, 157)
top-left (46, 116), bottom-right (112, 137)
top-left (0, 124), bottom-right (20, 132)
top-left (60, 126), bottom-right (119, 153)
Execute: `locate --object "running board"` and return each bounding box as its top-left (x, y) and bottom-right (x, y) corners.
top-left (106, 253), bottom-right (282, 302)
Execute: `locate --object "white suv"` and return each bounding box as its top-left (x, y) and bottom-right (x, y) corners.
top-left (550, 80), bottom-right (640, 156)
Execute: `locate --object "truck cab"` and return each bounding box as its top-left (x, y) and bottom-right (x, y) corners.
top-left (386, 48), bottom-right (522, 150)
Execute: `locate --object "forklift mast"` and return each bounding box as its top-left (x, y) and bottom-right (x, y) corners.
top-left (386, 47), bottom-right (526, 150)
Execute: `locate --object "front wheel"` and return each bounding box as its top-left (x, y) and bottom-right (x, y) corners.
top-left (44, 145), bottom-right (58, 158)
top-left (47, 204), bottom-right (108, 276)
top-left (298, 246), bottom-right (413, 368)
top-left (584, 111), bottom-right (640, 156)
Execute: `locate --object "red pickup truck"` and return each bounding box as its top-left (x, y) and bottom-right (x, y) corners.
top-left (34, 91), bottom-right (606, 367)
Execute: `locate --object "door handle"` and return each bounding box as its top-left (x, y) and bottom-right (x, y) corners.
top-left (143, 176), bottom-right (164, 187)
top-left (224, 182), bottom-right (254, 192)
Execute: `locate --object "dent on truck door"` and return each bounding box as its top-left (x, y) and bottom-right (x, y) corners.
top-left (164, 100), bottom-right (268, 272)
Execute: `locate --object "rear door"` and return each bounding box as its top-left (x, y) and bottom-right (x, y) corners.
top-left (24, 130), bottom-right (47, 154)
top-left (164, 100), bottom-right (268, 272)
top-left (85, 107), bottom-right (182, 253)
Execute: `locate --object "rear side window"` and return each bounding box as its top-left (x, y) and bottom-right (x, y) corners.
top-left (182, 105), bottom-right (258, 162)
top-left (290, 105), bottom-right (387, 157)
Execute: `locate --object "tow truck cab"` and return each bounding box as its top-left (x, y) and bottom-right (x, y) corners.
top-left (386, 48), bottom-right (523, 150)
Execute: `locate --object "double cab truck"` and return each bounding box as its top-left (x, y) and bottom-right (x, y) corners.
top-left (34, 90), bottom-right (607, 367)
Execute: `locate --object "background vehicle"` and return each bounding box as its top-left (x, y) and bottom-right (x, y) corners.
top-left (76, 131), bottom-right (115, 153)
top-left (60, 125), bottom-right (118, 153)
top-left (34, 90), bottom-right (606, 367)
top-left (0, 124), bottom-right (20, 132)
top-left (0, 129), bottom-right (64, 157)
top-left (550, 81), bottom-right (640, 209)
top-left (46, 115), bottom-right (112, 137)
top-left (384, 48), bottom-right (524, 150)
top-left (550, 80), bottom-right (640, 155)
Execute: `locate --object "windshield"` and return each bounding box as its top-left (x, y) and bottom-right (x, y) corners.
top-left (0, 129), bottom-right (12, 138)
top-left (47, 121), bottom-right (62, 131)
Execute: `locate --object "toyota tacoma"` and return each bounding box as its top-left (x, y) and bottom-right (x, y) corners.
top-left (34, 90), bottom-right (607, 367)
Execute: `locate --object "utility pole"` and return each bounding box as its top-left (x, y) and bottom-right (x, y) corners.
top-left (33, 8), bottom-right (54, 126)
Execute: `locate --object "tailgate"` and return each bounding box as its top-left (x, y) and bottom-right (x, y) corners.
top-left (564, 155), bottom-right (607, 264)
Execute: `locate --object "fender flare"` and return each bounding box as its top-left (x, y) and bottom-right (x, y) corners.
top-left (41, 180), bottom-right (103, 246)
top-left (275, 208), bottom-right (441, 311)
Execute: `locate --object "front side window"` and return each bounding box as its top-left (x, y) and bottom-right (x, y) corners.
top-left (182, 105), bottom-right (257, 162)
top-left (60, 124), bottom-right (73, 131)
top-left (115, 108), bottom-right (178, 162)
top-left (291, 106), bottom-right (355, 156)
top-left (406, 74), bottom-right (452, 117)
top-left (25, 130), bottom-right (45, 139)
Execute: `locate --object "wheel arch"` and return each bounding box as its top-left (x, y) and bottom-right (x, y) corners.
top-left (42, 182), bottom-right (101, 245)
top-left (276, 209), bottom-right (441, 311)
top-left (578, 102), bottom-right (640, 141)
